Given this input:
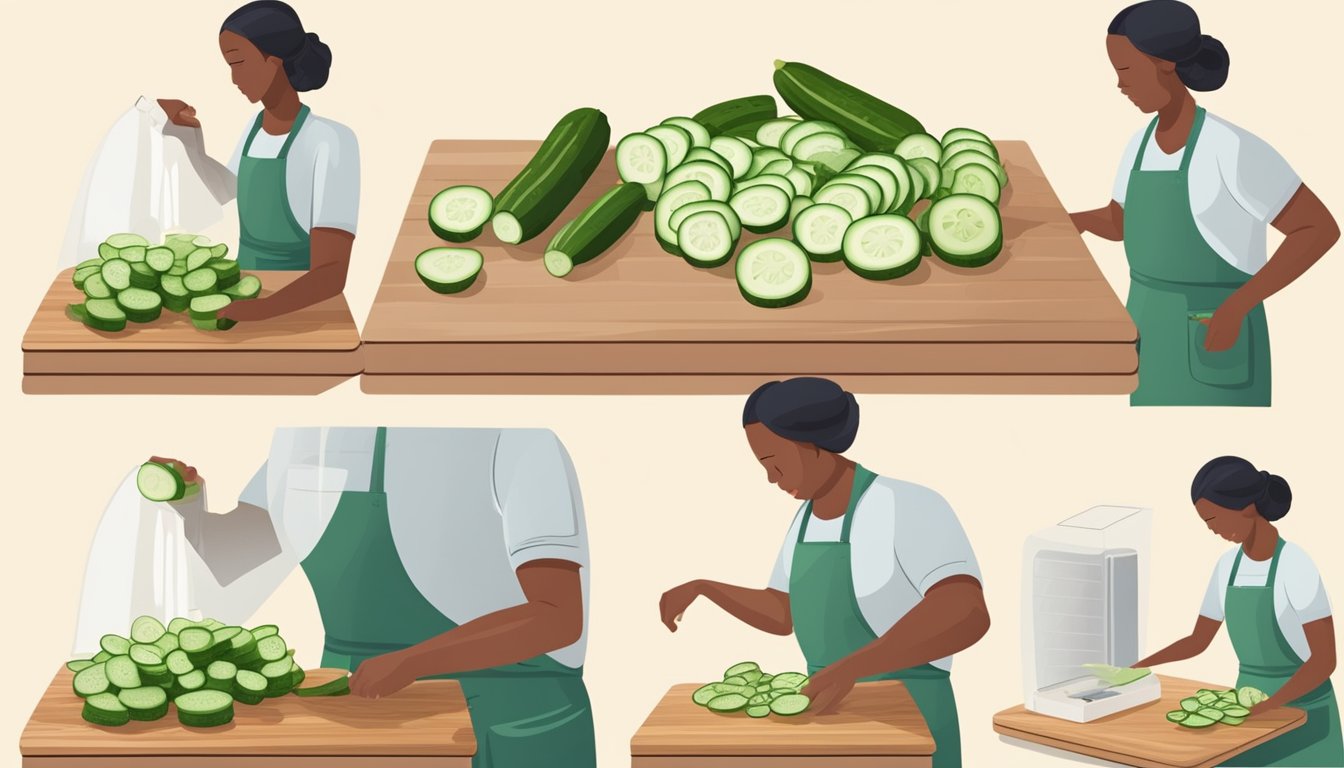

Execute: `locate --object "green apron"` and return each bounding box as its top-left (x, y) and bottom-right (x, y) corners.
top-left (236, 105), bottom-right (313, 270)
top-left (1123, 107), bottom-right (1271, 407)
top-left (300, 428), bottom-right (596, 768)
top-left (789, 465), bottom-right (961, 768)
top-left (1221, 539), bottom-right (1343, 767)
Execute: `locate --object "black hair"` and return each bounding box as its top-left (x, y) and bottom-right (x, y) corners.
top-left (742, 377), bottom-right (860, 454)
top-left (222, 1), bottom-right (332, 92)
top-left (1191, 456), bottom-right (1292, 522)
top-left (1109, 0), bottom-right (1229, 91)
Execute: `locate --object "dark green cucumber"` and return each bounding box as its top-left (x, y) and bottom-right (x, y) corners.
top-left (543, 183), bottom-right (646, 278)
top-left (693, 95), bottom-right (778, 134)
top-left (773, 60), bottom-right (924, 152)
top-left (492, 107), bottom-right (611, 245)
top-left (294, 674), bottom-right (351, 697)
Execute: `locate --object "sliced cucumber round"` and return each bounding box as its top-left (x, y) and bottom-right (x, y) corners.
top-left (415, 247), bottom-right (483, 295)
top-left (101, 259), bottom-right (132, 291)
top-left (706, 693), bottom-right (750, 713)
top-left (927, 193), bottom-right (1003, 267)
top-left (907, 157), bottom-right (942, 200)
top-left (82, 692), bottom-right (131, 727)
top-left (83, 272), bottom-right (114, 300)
top-left (951, 162), bottom-right (1001, 203)
top-left (145, 247), bottom-right (175, 273)
top-left (769, 694), bottom-right (811, 716)
top-left (654, 180), bottom-right (713, 254)
top-left (105, 655), bottom-right (141, 690)
top-left (136, 462), bottom-right (185, 502)
top-left (119, 686), bottom-right (169, 721)
top-left (943, 137), bottom-right (999, 162)
top-left (729, 185), bottom-right (791, 234)
top-left (812, 148), bottom-right (862, 175)
top-left (813, 183), bottom-right (873, 221)
top-left (177, 669), bottom-right (207, 693)
top-left (693, 683), bottom-right (722, 706)
top-left (183, 268), bottom-right (218, 296)
top-left (116, 288), bottom-right (162, 324)
top-left (724, 662), bottom-right (761, 678)
top-left (661, 116), bottom-right (710, 148)
top-left (646, 124), bottom-right (692, 169)
top-left (844, 214), bottom-right (922, 280)
top-left (791, 131), bottom-right (848, 163)
top-left (129, 644), bottom-right (164, 667)
top-left (942, 149), bottom-right (1007, 189)
top-left (84, 298), bottom-right (127, 332)
top-left (223, 274), bottom-right (262, 301)
top-left (941, 127), bottom-right (994, 148)
top-left (616, 133), bottom-right (667, 185)
top-left (428, 185), bottom-right (493, 242)
top-left (1166, 710), bottom-right (1190, 723)
top-left (1180, 713), bottom-right (1216, 728)
top-left (841, 165), bottom-right (899, 213)
top-left (709, 136), bottom-right (753, 180)
top-left (793, 203), bottom-right (853, 263)
top-left (1237, 686), bottom-right (1270, 709)
top-left (771, 672), bottom-right (808, 689)
top-left (73, 663), bottom-right (113, 697)
top-left (677, 211), bottom-right (739, 268)
top-left (735, 174), bottom-right (796, 199)
top-left (670, 201), bottom-right (741, 242)
top-left (848, 154), bottom-right (914, 211)
top-left (664, 161), bottom-right (733, 202)
top-left (780, 120), bottom-right (845, 156)
top-left (175, 689), bottom-right (235, 728)
top-left (755, 117), bottom-right (802, 149)
top-left (896, 132), bottom-right (942, 163)
top-left (746, 705), bottom-right (771, 718)
top-left (736, 239), bottom-right (811, 309)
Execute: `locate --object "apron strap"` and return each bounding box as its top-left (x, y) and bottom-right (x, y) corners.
top-left (1227, 535), bottom-right (1286, 587)
top-left (370, 427), bottom-right (387, 494)
top-left (795, 465), bottom-right (878, 544)
top-left (1133, 117), bottom-right (1160, 171)
top-left (241, 104), bottom-right (311, 158)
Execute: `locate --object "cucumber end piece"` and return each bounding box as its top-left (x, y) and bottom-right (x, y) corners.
top-left (491, 212), bottom-right (523, 245)
top-left (543, 250), bottom-right (574, 278)
top-left (773, 59), bottom-right (787, 71)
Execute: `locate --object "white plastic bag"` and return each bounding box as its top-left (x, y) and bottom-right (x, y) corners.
top-left (71, 470), bottom-right (200, 655)
top-left (59, 96), bottom-right (232, 268)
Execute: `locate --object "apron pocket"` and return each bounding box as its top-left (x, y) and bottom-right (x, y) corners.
top-left (1188, 313), bottom-right (1252, 387)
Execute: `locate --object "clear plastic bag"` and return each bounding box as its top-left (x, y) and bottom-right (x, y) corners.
top-left (58, 96), bottom-right (232, 267)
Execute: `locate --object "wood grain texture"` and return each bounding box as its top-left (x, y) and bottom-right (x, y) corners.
top-left (22, 271), bottom-right (363, 391)
top-left (360, 139), bottom-right (1136, 393)
top-left (630, 682), bottom-right (934, 761)
top-left (20, 669), bottom-right (475, 766)
top-left (992, 675), bottom-right (1306, 768)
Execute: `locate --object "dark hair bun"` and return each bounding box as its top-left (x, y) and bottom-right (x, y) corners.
top-left (1177, 35), bottom-right (1229, 92)
top-left (743, 377), bottom-right (860, 454)
top-left (1257, 472), bottom-right (1292, 521)
top-left (286, 32), bottom-right (332, 92)
top-left (1191, 456), bottom-right (1292, 522)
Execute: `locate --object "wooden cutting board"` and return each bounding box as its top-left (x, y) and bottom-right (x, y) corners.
top-left (993, 675), bottom-right (1306, 768)
top-left (630, 682), bottom-right (935, 767)
top-left (20, 668), bottom-right (475, 767)
top-left (361, 139), bottom-right (1136, 395)
top-left (22, 271), bottom-right (362, 395)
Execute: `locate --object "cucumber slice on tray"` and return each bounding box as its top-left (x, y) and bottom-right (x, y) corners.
top-left (175, 689), bottom-right (235, 728)
top-left (927, 193), bottom-right (1003, 267)
top-left (736, 239), bottom-right (811, 308)
top-left (843, 214), bottom-right (922, 280)
top-left (415, 248), bottom-right (484, 294)
top-left (428, 185), bottom-right (493, 243)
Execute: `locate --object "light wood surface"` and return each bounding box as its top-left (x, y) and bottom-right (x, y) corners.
top-left (361, 139), bottom-right (1136, 394)
top-left (20, 668), bottom-right (475, 767)
top-left (630, 682), bottom-right (934, 767)
top-left (23, 270), bottom-right (362, 394)
top-left (992, 675), bottom-right (1306, 768)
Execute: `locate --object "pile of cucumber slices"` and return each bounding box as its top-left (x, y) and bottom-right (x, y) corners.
top-left (68, 233), bottom-right (262, 332)
top-left (1166, 686), bottom-right (1268, 729)
top-left (67, 615), bottom-right (348, 728)
top-left (692, 662), bottom-right (812, 718)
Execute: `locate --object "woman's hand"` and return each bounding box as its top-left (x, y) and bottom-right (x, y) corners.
top-left (157, 99), bottom-right (201, 129)
top-left (217, 298), bottom-right (275, 324)
top-left (350, 650), bottom-right (420, 699)
top-left (1201, 297), bottom-right (1251, 352)
top-left (659, 581), bottom-right (705, 632)
top-left (148, 456), bottom-right (201, 485)
top-left (803, 661), bottom-right (859, 714)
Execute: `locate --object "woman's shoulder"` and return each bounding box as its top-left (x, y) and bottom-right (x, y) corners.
top-left (1279, 540), bottom-right (1322, 575)
top-left (1199, 112), bottom-right (1275, 151)
top-left (301, 113), bottom-right (358, 147)
top-left (867, 474), bottom-right (952, 512)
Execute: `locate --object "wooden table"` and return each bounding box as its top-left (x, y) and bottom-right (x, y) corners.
top-left (23, 271), bottom-right (363, 395)
top-left (361, 139), bottom-right (1136, 395)
top-left (992, 675), bottom-right (1306, 768)
top-left (20, 668), bottom-right (475, 767)
top-left (631, 682), bottom-right (935, 767)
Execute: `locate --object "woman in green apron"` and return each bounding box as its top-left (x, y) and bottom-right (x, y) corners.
top-left (1137, 457), bottom-right (1343, 766)
top-left (1070, 1), bottom-right (1337, 407)
top-left (160, 1), bottom-right (359, 323)
top-left (659, 378), bottom-right (990, 768)
top-left (112, 427), bottom-right (597, 768)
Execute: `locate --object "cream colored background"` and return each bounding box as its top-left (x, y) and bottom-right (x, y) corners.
top-left (2, 1), bottom-right (1341, 766)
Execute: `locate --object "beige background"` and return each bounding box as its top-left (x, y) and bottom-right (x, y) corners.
top-left (2, 1), bottom-right (1341, 766)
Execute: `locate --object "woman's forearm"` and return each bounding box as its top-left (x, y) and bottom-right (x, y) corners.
top-left (835, 576), bottom-right (989, 680)
top-left (398, 600), bottom-right (580, 678)
top-left (1135, 615), bottom-right (1222, 667)
top-left (1070, 201), bottom-right (1125, 241)
top-left (242, 228), bottom-right (352, 320)
top-left (698, 581), bottom-right (793, 635)
top-left (1227, 185), bottom-right (1338, 312)
top-left (1262, 618), bottom-right (1337, 710)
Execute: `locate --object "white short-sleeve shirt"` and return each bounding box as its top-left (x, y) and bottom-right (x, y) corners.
top-left (768, 475), bottom-right (982, 671)
top-left (227, 111), bottom-right (360, 235)
top-left (1112, 112), bottom-right (1301, 275)
top-left (1199, 541), bottom-right (1332, 663)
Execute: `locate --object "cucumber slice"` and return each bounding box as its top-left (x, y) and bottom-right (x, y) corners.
top-left (927, 194), bottom-right (1003, 267)
top-left (178, 669), bottom-right (207, 693)
top-left (813, 183), bottom-right (873, 221)
top-left (661, 117), bottom-right (710, 149)
top-left (755, 117), bottom-right (802, 149)
top-left (1237, 686), bottom-right (1269, 708)
top-left (771, 673), bottom-right (808, 689)
top-left (294, 675), bottom-right (352, 698)
top-left (827, 174), bottom-right (884, 213)
top-left (770, 694), bottom-right (811, 716)
top-left (664, 161), bottom-right (733, 202)
top-left (941, 127), bottom-right (994, 148)
top-left (706, 693), bottom-right (750, 713)
top-left (116, 288), bottom-right (162, 324)
top-left (222, 274), bottom-right (262, 300)
top-left (844, 214), bottom-right (922, 280)
top-left (83, 272), bottom-right (113, 300)
top-left (747, 148), bottom-right (789, 177)
top-left (1221, 715), bottom-right (1247, 726)
top-left (942, 149), bottom-right (1007, 189)
top-left (101, 259), bottom-right (132, 291)
top-left (907, 158), bottom-right (942, 201)
top-left (761, 158), bottom-right (795, 177)
top-left (780, 120), bottom-right (845, 156)
top-left (118, 686), bottom-right (168, 721)
top-left (730, 185), bottom-right (791, 234)
top-left (183, 268), bottom-right (219, 296)
top-left (950, 162), bottom-right (1001, 204)
top-left (186, 248), bottom-right (214, 272)
top-left (670, 201), bottom-right (742, 242)
top-left (73, 663), bottom-right (113, 697)
top-left (740, 670), bottom-right (764, 685)
top-left (713, 683), bottom-right (757, 698)
top-left (166, 618), bottom-right (196, 634)
top-left (1167, 710), bottom-right (1190, 723)
top-left (654, 180), bottom-right (713, 254)
top-left (1197, 707), bottom-right (1226, 722)
top-left (234, 670), bottom-right (269, 705)
top-left (83, 299), bottom-right (128, 332)
top-left (1181, 698), bottom-right (1202, 713)
top-left (175, 689), bottom-right (235, 728)
top-left (73, 266), bottom-right (101, 290)
top-left (693, 683), bottom-right (722, 706)
top-left (130, 616), bottom-right (167, 644)
top-left (129, 644), bottom-right (165, 667)
top-left (943, 137), bottom-right (999, 162)
top-left (165, 650), bottom-right (193, 676)
top-left (82, 692), bottom-right (131, 727)
top-left (428, 185), bottom-right (493, 242)
top-left (735, 174), bottom-right (796, 199)
top-left (257, 635), bottom-right (289, 663)
top-left (685, 147), bottom-right (733, 176)
top-left (178, 627), bottom-right (214, 653)
top-left (645, 124), bottom-right (692, 169)
top-left (261, 658), bottom-right (296, 696)
top-left (189, 294), bottom-right (235, 331)
top-left (67, 659), bottom-right (96, 673)
top-left (746, 705), bottom-right (771, 718)
top-left (722, 676), bottom-right (749, 687)
top-left (677, 211), bottom-right (739, 268)
top-left (158, 275), bottom-right (191, 312)
top-left (758, 674), bottom-right (775, 685)
top-left (206, 660), bottom-right (238, 692)
top-left (709, 136), bottom-right (753, 180)
top-left (137, 461), bottom-right (186, 502)
top-left (791, 131), bottom-right (848, 163)
top-left (415, 247), bottom-right (483, 295)
top-left (105, 656), bottom-right (141, 690)
top-left (616, 133), bottom-right (668, 185)
top-left (842, 165), bottom-right (899, 213)
top-left (103, 233), bottom-right (149, 252)
top-left (145, 247), bottom-right (175, 273)
top-left (736, 239), bottom-right (811, 308)
top-left (896, 133), bottom-right (942, 163)
top-left (1197, 692), bottom-right (1221, 706)
top-left (101, 635), bottom-right (131, 656)
top-left (251, 625), bottom-right (280, 641)
top-left (794, 203), bottom-right (853, 262)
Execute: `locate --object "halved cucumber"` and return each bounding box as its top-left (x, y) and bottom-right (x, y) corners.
top-left (730, 185), bottom-right (792, 234)
top-left (677, 211), bottom-right (739, 268)
top-left (664, 161), bottom-right (733, 202)
top-left (646, 124), bottom-right (692, 169)
top-left (84, 299), bottom-right (127, 332)
top-left (616, 133), bottom-right (667, 185)
top-left (927, 194), bottom-right (1003, 267)
top-left (896, 133), bottom-right (942, 163)
top-left (428, 185), bottom-right (493, 242)
top-left (755, 117), bottom-right (802, 149)
top-left (116, 288), bottom-right (162, 324)
top-left (793, 203), bottom-right (853, 263)
top-left (844, 214), bottom-right (922, 280)
top-left (654, 180), bottom-right (714, 254)
top-left (175, 689), bottom-right (235, 728)
top-left (769, 694), bottom-right (811, 716)
top-left (780, 120), bottom-right (845, 156)
top-left (415, 247), bottom-right (483, 294)
top-left (813, 183), bottom-right (873, 221)
top-left (841, 165), bottom-right (899, 213)
top-left (661, 117), bottom-right (711, 148)
top-left (736, 239), bottom-right (811, 308)
top-left (706, 693), bottom-right (750, 713)
top-left (709, 136), bottom-right (753, 180)
top-left (119, 686), bottom-right (169, 721)
top-left (82, 692), bottom-right (131, 727)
